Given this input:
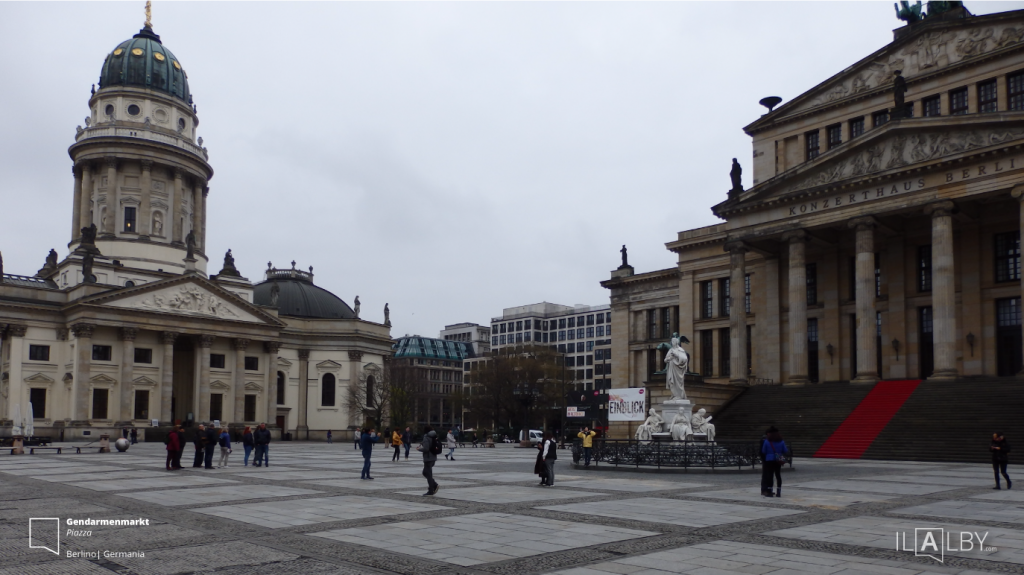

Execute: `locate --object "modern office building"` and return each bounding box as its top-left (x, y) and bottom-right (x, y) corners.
top-left (391, 335), bottom-right (475, 429)
top-left (439, 323), bottom-right (491, 356)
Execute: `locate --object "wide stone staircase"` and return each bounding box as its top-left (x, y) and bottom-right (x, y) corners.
top-left (712, 382), bottom-right (875, 457)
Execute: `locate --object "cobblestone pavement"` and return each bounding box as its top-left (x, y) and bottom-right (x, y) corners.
top-left (0, 442), bottom-right (1020, 574)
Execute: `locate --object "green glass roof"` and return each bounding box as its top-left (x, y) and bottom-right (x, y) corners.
top-left (393, 336), bottom-right (474, 361)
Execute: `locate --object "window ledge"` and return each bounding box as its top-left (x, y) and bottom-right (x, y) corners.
top-left (317, 407), bottom-right (339, 412)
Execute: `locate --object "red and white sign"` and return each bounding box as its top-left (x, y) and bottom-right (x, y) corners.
top-left (607, 388), bottom-right (646, 422)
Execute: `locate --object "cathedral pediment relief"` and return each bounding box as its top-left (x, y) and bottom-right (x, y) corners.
top-left (763, 18), bottom-right (1024, 123)
top-left (84, 276), bottom-right (285, 327)
top-left (24, 373), bottom-right (55, 384)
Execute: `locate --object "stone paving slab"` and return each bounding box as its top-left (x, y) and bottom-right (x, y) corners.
top-left (65, 475), bottom-right (238, 491)
top-left (768, 516), bottom-right (1024, 564)
top-left (32, 470), bottom-right (170, 482)
top-left (397, 485), bottom-right (606, 503)
top-left (540, 497), bottom-right (804, 527)
top-left (244, 470), bottom-right (360, 481)
top-left (916, 469), bottom-right (1002, 479)
top-left (310, 512), bottom-right (658, 566)
top-left (459, 471), bottom-right (586, 482)
top-left (111, 541), bottom-right (302, 575)
top-left (0, 465), bottom-right (129, 475)
top-left (972, 489), bottom-right (1024, 502)
top-left (541, 539), bottom-right (977, 575)
top-left (192, 495), bottom-right (451, 528)
top-left (306, 477), bottom-right (475, 490)
top-left (688, 487), bottom-right (895, 508)
top-left (786, 480), bottom-right (958, 495)
top-left (556, 478), bottom-right (710, 492)
top-left (870, 474), bottom-right (989, 487)
top-left (891, 500), bottom-right (1024, 524)
top-left (117, 484), bottom-right (323, 506)
top-left (365, 464), bottom-right (483, 476)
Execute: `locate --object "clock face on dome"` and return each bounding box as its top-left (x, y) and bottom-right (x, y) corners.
top-left (113, 48), bottom-right (123, 56)
top-left (131, 48), bottom-right (143, 56)
top-left (154, 52), bottom-right (165, 61)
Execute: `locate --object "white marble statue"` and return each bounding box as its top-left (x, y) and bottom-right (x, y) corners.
top-left (634, 408), bottom-right (664, 441)
top-left (353, 296), bottom-right (360, 318)
top-left (669, 411), bottom-right (692, 441)
top-left (690, 408), bottom-right (716, 442)
top-left (664, 336), bottom-right (689, 400)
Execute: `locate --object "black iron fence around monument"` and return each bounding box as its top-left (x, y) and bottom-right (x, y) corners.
top-left (571, 438), bottom-right (793, 470)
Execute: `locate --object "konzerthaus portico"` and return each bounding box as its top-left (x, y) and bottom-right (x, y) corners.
top-left (604, 5), bottom-right (1024, 396)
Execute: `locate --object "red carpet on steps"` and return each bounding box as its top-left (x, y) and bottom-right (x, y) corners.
top-left (813, 379), bottom-right (922, 459)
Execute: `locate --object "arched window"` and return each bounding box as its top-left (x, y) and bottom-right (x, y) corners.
top-left (366, 375), bottom-right (375, 406)
top-left (322, 373), bottom-right (336, 406)
top-left (276, 372), bottom-right (285, 405)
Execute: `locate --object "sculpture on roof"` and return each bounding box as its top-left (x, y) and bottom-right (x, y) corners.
top-left (269, 283), bottom-right (280, 307)
top-left (0, 251), bottom-right (4, 279)
top-left (893, 70), bottom-right (908, 117)
top-left (81, 223), bottom-right (97, 246)
top-left (895, 1), bottom-right (924, 23)
top-left (37, 249), bottom-right (59, 278)
top-left (185, 230), bottom-right (196, 259)
top-left (730, 158), bottom-right (743, 195)
top-left (82, 253), bottom-right (95, 283)
top-left (218, 249), bottom-right (240, 277)
top-left (354, 296), bottom-right (361, 318)
top-left (384, 303), bottom-right (391, 326)
top-left (619, 245), bottom-right (629, 269)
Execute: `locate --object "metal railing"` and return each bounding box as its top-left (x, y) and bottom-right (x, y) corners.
top-left (572, 439), bottom-right (792, 470)
top-left (75, 126), bottom-right (208, 160)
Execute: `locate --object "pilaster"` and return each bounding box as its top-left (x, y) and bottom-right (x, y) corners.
top-left (297, 349), bottom-right (311, 434)
top-left (198, 335), bottom-right (214, 422)
top-left (139, 160), bottom-right (153, 238)
top-left (71, 323), bottom-right (95, 421)
top-left (725, 241), bottom-right (748, 385)
top-left (265, 341), bottom-right (281, 424)
top-left (160, 332), bottom-right (177, 425)
top-left (71, 165), bottom-right (83, 240)
top-left (118, 327), bottom-right (138, 422)
top-left (79, 163), bottom-right (93, 233)
top-left (102, 157), bottom-right (118, 236)
top-left (925, 201), bottom-right (959, 381)
top-left (171, 168), bottom-right (184, 245)
top-left (233, 338), bottom-right (249, 423)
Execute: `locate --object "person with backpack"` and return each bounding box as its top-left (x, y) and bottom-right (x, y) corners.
top-left (241, 426), bottom-right (254, 466)
top-left (541, 432), bottom-right (558, 485)
top-left (217, 427), bottom-right (232, 468)
top-left (761, 426), bottom-right (788, 497)
top-left (991, 432), bottom-right (1013, 490)
top-left (417, 425), bottom-right (440, 495)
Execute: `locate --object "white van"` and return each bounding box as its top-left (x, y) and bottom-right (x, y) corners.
top-left (519, 429), bottom-right (544, 444)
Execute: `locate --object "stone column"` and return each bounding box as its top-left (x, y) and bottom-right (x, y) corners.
top-left (192, 182), bottom-right (204, 252)
top-left (959, 224), bottom-right (983, 376)
top-left (297, 350), bottom-right (311, 436)
top-left (103, 157), bottom-right (118, 236)
top-left (265, 342), bottom-right (281, 424)
top-left (233, 339), bottom-right (249, 423)
top-left (5, 325), bottom-right (27, 424)
top-left (171, 168), bottom-right (184, 244)
top-left (1012, 187), bottom-right (1024, 375)
top-left (139, 160), bottom-right (153, 238)
top-left (725, 242), bottom-right (748, 384)
top-left (160, 332), bottom-right (177, 425)
top-left (849, 217), bottom-right (878, 384)
top-left (350, 350), bottom-right (364, 427)
top-left (79, 163), bottom-right (93, 230)
top-left (198, 335), bottom-right (214, 422)
top-left (886, 236), bottom-right (908, 379)
top-left (783, 230), bottom-right (810, 385)
top-left (71, 165), bottom-right (83, 240)
top-left (201, 186), bottom-right (209, 252)
top-left (71, 323), bottom-right (95, 421)
top-left (926, 201), bottom-right (959, 380)
top-left (119, 327), bottom-right (138, 422)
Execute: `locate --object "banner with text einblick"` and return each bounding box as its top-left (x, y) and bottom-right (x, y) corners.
top-left (607, 388), bottom-right (646, 422)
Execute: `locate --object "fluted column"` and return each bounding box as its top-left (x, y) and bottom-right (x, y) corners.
top-left (783, 230), bottom-right (810, 385)
top-left (297, 349), bottom-right (311, 435)
top-left (71, 165), bottom-right (83, 240)
top-left (172, 168), bottom-right (184, 244)
top-left (265, 341), bottom-right (281, 424)
top-left (160, 332), bottom-right (177, 424)
top-left (926, 201), bottom-right (959, 380)
top-left (233, 339), bottom-right (249, 423)
top-left (119, 327), bottom-right (138, 422)
top-left (192, 182), bottom-right (204, 252)
top-left (139, 160), bottom-right (153, 238)
top-left (725, 241), bottom-right (748, 384)
top-left (79, 163), bottom-right (93, 231)
top-left (198, 335), bottom-right (214, 422)
top-left (5, 325), bottom-right (27, 424)
top-left (850, 217), bottom-right (878, 384)
top-left (102, 157), bottom-right (117, 236)
top-left (72, 323), bottom-right (95, 421)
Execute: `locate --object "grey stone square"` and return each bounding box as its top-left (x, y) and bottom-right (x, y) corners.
top-left (65, 475), bottom-right (239, 491)
top-left (892, 500), bottom-right (1024, 524)
top-left (306, 476), bottom-right (475, 490)
top-left (539, 497), bottom-right (803, 527)
top-left (871, 474), bottom-right (988, 487)
top-left (460, 471), bottom-right (586, 482)
top-left (786, 480), bottom-right (958, 495)
top-left (689, 487), bottom-right (895, 508)
top-left (0, 464), bottom-right (128, 475)
top-left (309, 512), bottom-right (657, 566)
top-left (397, 485), bottom-right (606, 503)
top-left (559, 478), bottom-right (710, 492)
top-left (972, 489), bottom-right (1024, 502)
top-left (33, 469), bottom-right (171, 482)
top-left (247, 469), bottom-right (360, 481)
top-left (117, 484), bottom-right (323, 506)
top-left (192, 495), bottom-right (451, 528)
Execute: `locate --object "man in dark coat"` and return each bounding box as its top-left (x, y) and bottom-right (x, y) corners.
top-left (192, 424), bottom-right (206, 468)
top-left (359, 428), bottom-right (378, 479)
top-left (991, 432), bottom-right (1012, 490)
top-left (253, 422), bottom-right (271, 467)
top-left (204, 424), bottom-right (219, 469)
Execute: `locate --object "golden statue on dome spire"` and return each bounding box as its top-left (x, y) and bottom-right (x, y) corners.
top-left (144, 1), bottom-right (152, 28)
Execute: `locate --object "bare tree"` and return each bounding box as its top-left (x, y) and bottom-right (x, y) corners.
top-left (388, 361), bottom-right (422, 429)
top-left (345, 363), bottom-right (390, 429)
top-left (468, 344), bottom-right (562, 443)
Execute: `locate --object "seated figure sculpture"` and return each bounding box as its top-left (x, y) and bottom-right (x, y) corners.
top-left (690, 408), bottom-right (716, 442)
top-left (634, 408), bottom-right (664, 441)
top-left (670, 412), bottom-right (692, 441)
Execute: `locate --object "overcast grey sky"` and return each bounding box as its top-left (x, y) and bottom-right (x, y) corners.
top-left (1, 1), bottom-right (1021, 338)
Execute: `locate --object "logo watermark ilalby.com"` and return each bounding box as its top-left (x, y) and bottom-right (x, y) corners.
top-left (896, 528), bottom-right (996, 563)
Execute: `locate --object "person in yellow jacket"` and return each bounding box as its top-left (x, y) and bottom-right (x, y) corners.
top-left (578, 426), bottom-right (597, 467)
top-left (391, 429), bottom-right (403, 462)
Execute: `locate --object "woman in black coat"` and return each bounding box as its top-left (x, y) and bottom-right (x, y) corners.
top-left (991, 432), bottom-right (1012, 490)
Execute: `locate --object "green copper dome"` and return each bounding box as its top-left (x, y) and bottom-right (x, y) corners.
top-left (98, 26), bottom-right (191, 103)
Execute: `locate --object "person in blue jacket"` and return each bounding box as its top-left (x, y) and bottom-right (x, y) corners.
top-left (761, 426), bottom-right (788, 497)
top-left (359, 428), bottom-right (379, 480)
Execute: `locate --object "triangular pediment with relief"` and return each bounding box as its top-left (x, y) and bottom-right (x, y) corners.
top-left (82, 275), bottom-right (285, 327)
top-left (132, 376), bottom-right (158, 386)
top-left (24, 373), bottom-right (55, 384)
top-left (721, 118), bottom-right (1024, 214)
top-left (751, 15), bottom-right (1024, 127)
top-left (316, 360), bottom-right (343, 371)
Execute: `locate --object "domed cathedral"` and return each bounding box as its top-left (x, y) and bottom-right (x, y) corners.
top-left (604, 4), bottom-right (1024, 436)
top-left (0, 13), bottom-right (392, 442)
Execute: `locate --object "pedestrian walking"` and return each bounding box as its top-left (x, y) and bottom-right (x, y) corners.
top-left (122, 427), bottom-right (129, 440)
top-left (242, 426), bottom-right (254, 466)
top-left (402, 427), bottom-right (412, 460)
top-left (541, 432), bottom-right (557, 486)
top-left (577, 426), bottom-right (596, 467)
top-left (534, 439), bottom-right (549, 485)
top-left (253, 422), bottom-right (271, 467)
top-left (218, 427), bottom-right (232, 468)
top-left (173, 425), bottom-right (185, 469)
top-left (761, 426), bottom-right (788, 497)
top-left (130, 428), bottom-right (138, 445)
top-left (192, 424), bottom-right (206, 468)
top-left (359, 428), bottom-right (378, 479)
top-left (165, 427), bottom-right (180, 470)
top-left (203, 423), bottom-right (219, 469)
top-left (392, 429), bottom-right (403, 461)
top-left (417, 426), bottom-right (440, 495)
top-left (991, 431), bottom-right (1013, 490)
top-left (327, 430), bottom-right (333, 444)
top-left (445, 429), bottom-right (457, 460)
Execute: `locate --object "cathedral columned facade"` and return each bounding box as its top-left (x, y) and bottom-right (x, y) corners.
top-left (605, 6), bottom-right (1024, 408)
top-left (0, 20), bottom-right (391, 441)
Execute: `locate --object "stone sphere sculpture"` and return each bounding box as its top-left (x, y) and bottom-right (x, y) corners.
top-left (114, 438), bottom-right (130, 452)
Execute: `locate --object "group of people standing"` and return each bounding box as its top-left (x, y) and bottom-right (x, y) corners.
top-left (163, 422), bottom-right (272, 470)
top-left (121, 427), bottom-right (139, 445)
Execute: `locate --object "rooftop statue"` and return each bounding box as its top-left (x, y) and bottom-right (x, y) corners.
top-left (895, 0), bottom-right (924, 23)
top-left (619, 245), bottom-right (629, 269)
top-left (185, 230), bottom-right (196, 260)
top-left (269, 283), bottom-right (280, 307)
top-left (354, 296), bottom-right (361, 318)
top-left (730, 158), bottom-right (743, 195)
top-left (893, 70), bottom-right (908, 117)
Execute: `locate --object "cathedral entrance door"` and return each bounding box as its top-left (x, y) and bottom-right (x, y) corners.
top-left (172, 338), bottom-right (196, 424)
